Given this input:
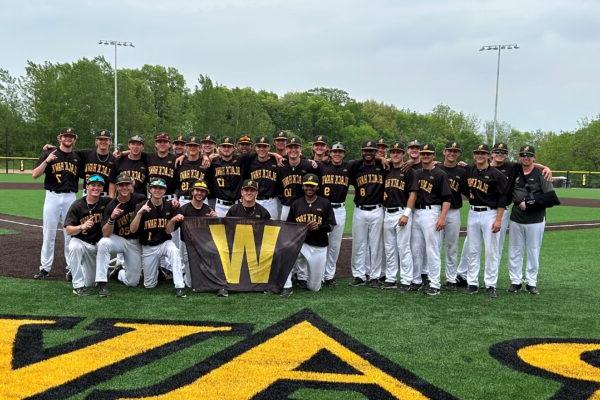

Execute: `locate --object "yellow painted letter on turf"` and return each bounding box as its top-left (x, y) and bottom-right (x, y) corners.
top-left (120, 320), bottom-right (430, 400)
top-left (0, 318), bottom-right (231, 399)
top-left (210, 224), bottom-right (280, 284)
top-left (517, 342), bottom-right (600, 399)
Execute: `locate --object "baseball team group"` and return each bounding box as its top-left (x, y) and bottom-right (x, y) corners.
top-left (31, 127), bottom-right (559, 298)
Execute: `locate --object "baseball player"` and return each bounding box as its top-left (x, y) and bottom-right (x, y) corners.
top-left (382, 142), bottom-right (418, 291)
top-left (226, 179), bottom-right (272, 219)
top-left (411, 144), bottom-right (452, 295)
top-left (376, 138), bottom-right (388, 159)
top-left (129, 178), bottom-right (186, 297)
top-left (32, 127), bottom-right (81, 279)
top-left (174, 136), bottom-right (207, 206)
top-left (109, 135), bottom-right (148, 197)
top-left (237, 134), bottom-right (254, 155)
top-left (348, 140), bottom-right (386, 288)
top-left (318, 142), bottom-right (350, 286)
top-left (63, 174), bottom-right (111, 295)
top-left (405, 140), bottom-right (423, 170)
top-left (273, 131), bottom-right (288, 157)
top-left (311, 135), bottom-right (329, 162)
top-left (462, 144), bottom-right (508, 298)
top-left (146, 132), bottom-right (179, 198)
top-left (166, 180), bottom-right (216, 291)
top-left (172, 135), bottom-right (187, 157)
top-left (507, 145), bottom-right (556, 295)
top-left (282, 173), bottom-right (336, 297)
top-left (96, 173), bottom-right (146, 294)
top-left (202, 134), bottom-right (217, 157)
top-left (247, 136), bottom-right (280, 219)
top-left (437, 142), bottom-right (467, 289)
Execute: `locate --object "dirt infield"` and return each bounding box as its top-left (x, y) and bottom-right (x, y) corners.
top-left (1, 213), bottom-right (599, 281)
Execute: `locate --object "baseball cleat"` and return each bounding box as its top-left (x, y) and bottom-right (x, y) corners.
top-left (368, 279), bottom-right (382, 289)
top-left (421, 274), bottom-right (430, 285)
top-left (65, 270), bottom-right (72, 282)
top-left (34, 269), bottom-right (50, 279)
top-left (108, 264), bottom-right (123, 280)
top-left (72, 287), bottom-right (90, 296)
top-left (324, 278), bottom-right (337, 287)
top-left (217, 288), bottom-right (229, 297)
top-left (398, 284), bottom-right (411, 293)
top-left (280, 288), bottom-right (293, 298)
top-left (467, 285), bottom-right (479, 295)
top-left (456, 275), bottom-right (468, 287)
top-left (444, 282), bottom-right (458, 291)
top-left (486, 287), bottom-right (497, 298)
top-left (349, 277), bottom-right (366, 287)
top-left (175, 288), bottom-right (187, 298)
top-left (160, 267), bottom-right (173, 281)
top-left (526, 285), bottom-right (539, 295)
top-left (381, 281), bottom-right (398, 289)
top-left (296, 279), bottom-right (308, 290)
top-left (507, 283), bottom-right (522, 293)
top-left (98, 282), bottom-right (110, 297)
top-left (424, 287), bottom-right (441, 296)
top-left (408, 282), bottom-right (422, 291)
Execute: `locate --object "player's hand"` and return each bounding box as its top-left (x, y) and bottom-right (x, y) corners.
top-left (171, 214), bottom-right (184, 223)
top-left (110, 203), bottom-right (124, 219)
top-left (435, 217), bottom-right (446, 231)
top-left (208, 210), bottom-right (217, 217)
top-left (82, 219), bottom-right (95, 231)
top-left (201, 155), bottom-right (212, 168)
top-left (398, 215), bottom-right (409, 227)
top-left (307, 221), bottom-right (319, 231)
top-left (43, 144), bottom-right (56, 151)
top-left (139, 201), bottom-right (152, 214)
top-left (175, 154), bottom-right (186, 167)
top-left (171, 198), bottom-right (180, 209)
top-left (45, 150), bottom-right (58, 163)
top-left (458, 161), bottom-right (468, 167)
top-left (400, 159), bottom-right (415, 173)
top-left (309, 159), bottom-right (318, 169)
top-left (542, 167), bottom-right (553, 181)
top-left (491, 220), bottom-right (502, 233)
top-left (113, 148), bottom-right (122, 158)
top-left (519, 201), bottom-right (527, 211)
top-left (273, 153), bottom-right (284, 167)
top-left (380, 158), bottom-right (390, 170)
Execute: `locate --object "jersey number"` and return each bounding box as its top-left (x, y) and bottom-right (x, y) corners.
top-left (284, 188), bottom-right (292, 198)
top-left (359, 188), bottom-right (366, 197)
top-left (323, 187), bottom-right (330, 197)
top-left (55, 174), bottom-right (62, 183)
top-left (181, 182), bottom-right (189, 191)
top-left (217, 178), bottom-right (225, 187)
top-left (147, 232), bottom-right (152, 242)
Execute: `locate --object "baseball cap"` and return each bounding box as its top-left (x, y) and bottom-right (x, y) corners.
top-left (389, 142), bottom-right (406, 152)
top-left (95, 129), bottom-right (112, 139)
top-left (286, 137), bottom-right (302, 147)
top-left (302, 173), bottom-right (319, 186)
top-left (242, 179), bottom-right (259, 190)
top-left (473, 144), bottom-right (490, 153)
top-left (149, 178), bottom-right (167, 188)
top-left (361, 140), bottom-right (376, 150)
top-left (173, 135), bottom-right (187, 144)
top-left (201, 135), bottom-right (216, 144)
top-left (273, 131), bottom-right (288, 141)
top-left (154, 132), bottom-right (171, 142)
top-left (116, 173), bottom-right (134, 185)
top-left (445, 141), bottom-right (461, 151)
top-left (492, 143), bottom-right (509, 154)
top-left (420, 143), bottom-right (436, 153)
top-left (407, 140), bottom-right (421, 148)
top-left (186, 136), bottom-right (200, 146)
top-left (191, 180), bottom-right (210, 193)
top-left (255, 136), bottom-right (270, 146)
top-left (237, 134), bottom-right (253, 144)
top-left (519, 145), bottom-right (536, 156)
top-left (376, 138), bottom-right (388, 148)
top-left (129, 135), bottom-right (145, 144)
top-left (331, 142), bottom-right (346, 152)
top-left (86, 174), bottom-right (105, 185)
top-left (60, 127), bottom-right (78, 138)
top-left (219, 136), bottom-right (234, 146)
top-left (313, 135), bottom-right (328, 145)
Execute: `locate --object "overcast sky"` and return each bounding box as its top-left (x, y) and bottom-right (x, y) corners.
top-left (1, 0), bottom-right (598, 133)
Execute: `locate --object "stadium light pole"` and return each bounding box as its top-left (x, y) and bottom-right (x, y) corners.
top-left (98, 40), bottom-right (135, 150)
top-left (479, 43), bottom-right (519, 146)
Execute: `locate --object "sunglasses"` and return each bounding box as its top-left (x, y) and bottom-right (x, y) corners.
top-left (519, 153), bottom-right (534, 158)
top-left (492, 151), bottom-right (507, 155)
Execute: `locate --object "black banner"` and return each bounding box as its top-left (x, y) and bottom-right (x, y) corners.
top-left (182, 217), bottom-right (307, 292)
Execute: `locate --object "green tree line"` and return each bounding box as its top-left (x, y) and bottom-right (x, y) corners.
top-left (0, 57), bottom-right (598, 168)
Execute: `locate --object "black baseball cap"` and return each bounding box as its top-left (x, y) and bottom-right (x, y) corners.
top-left (201, 135), bottom-right (216, 144)
top-left (377, 138), bottom-right (388, 148)
top-left (220, 136), bottom-right (234, 146)
top-left (445, 141), bottom-right (461, 151)
top-left (420, 143), bottom-right (436, 153)
top-left (59, 127), bottom-right (77, 138)
top-left (116, 172), bottom-right (134, 185)
top-left (173, 135), bottom-right (187, 144)
top-left (129, 135), bottom-right (144, 144)
top-left (519, 145), bottom-right (536, 156)
top-left (492, 143), bottom-right (509, 154)
top-left (95, 129), bottom-right (112, 139)
top-left (313, 135), bottom-right (328, 145)
top-left (361, 140), bottom-right (376, 150)
top-left (255, 136), bottom-right (270, 146)
top-left (154, 132), bottom-right (171, 142)
top-left (273, 131), bottom-right (288, 141)
top-left (186, 136), bottom-right (200, 146)
top-left (389, 142), bottom-right (406, 152)
top-left (286, 137), bottom-right (302, 147)
top-left (473, 144), bottom-right (490, 153)
top-left (302, 173), bottom-right (319, 186)
top-left (242, 179), bottom-right (259, 190)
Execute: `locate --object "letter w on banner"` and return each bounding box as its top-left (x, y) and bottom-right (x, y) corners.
top-left (182, 218), bottom-right (307, 292)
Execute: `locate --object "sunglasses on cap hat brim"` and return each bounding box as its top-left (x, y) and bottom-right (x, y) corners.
top-left (519, 152), bottom-right (535, 157)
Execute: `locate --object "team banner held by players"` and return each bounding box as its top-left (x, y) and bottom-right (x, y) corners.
top-left (182, 218), bottom-right (307, 292)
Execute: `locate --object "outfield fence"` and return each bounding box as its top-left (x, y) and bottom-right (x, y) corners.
top-left (552, 171), bottom-right (600, 188)
top-left (0, 157), bottom-right (38, 174)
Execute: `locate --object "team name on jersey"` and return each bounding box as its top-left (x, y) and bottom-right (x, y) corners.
top-left (322, 174), bottom-right (349, 186)
top-left (448, 178), bottom-right (460, 192)
top-left (148, 165), bottom-right (174, 178)
top-left (294, 213), bottom-right (323, 224)
top-left (385, 177), bottom-right (406, 191)
top-left (79, 213), bottom-right (102, 226)
top-left (467, 178), bottom-right (489, 194)
top-left (281, 174), bottom-right (302, 188)
top-left (51, 162), bottom-right (78, 175)
top-left (215, 166), bottom-right (241, 177)
top-left (116, 212), bottom-right (134, 228)
top-left (85, 163), bottom-right (111, 176)
top-left (419, 179), bottom-right (433, 194)
top-left (356, 174), bottom-right (383, 187)
top-left (179, 169), bottom-right (205, 181)
top-left (250, 169), bottom-right (277, 181)
top-left (144, 218), bottom-right (168, 230)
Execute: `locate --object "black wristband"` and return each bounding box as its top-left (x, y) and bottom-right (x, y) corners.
top-left (107, 218), bottom-right (115, 225)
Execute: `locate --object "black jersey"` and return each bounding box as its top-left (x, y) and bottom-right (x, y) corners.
top-left (102, 193), bottom-right (147, 239)
top-left (110, 156), bottom-right (148, 196)
top-left (175, 158), bottom-right (207, 198)
top-left (383, 167), bottom-right (418, 208)
top-left (287, 196), bottom-right (336, 247)
top-left (134, 201), bottom-right (177, 246)
top-left (146, 153), bottom-right (178, 195)
top-left (78, 149), bottom-right (115, 193)
top-left (414, 166), bottom-right (452, 207)
top-left (463, 165), bottom-right (509, 208)
top-left (248, 155), bottom-right (279, 199)
top-left (348, 159), bottom-right (385, 206)
top-left (226, 203), bottom-right (271, 219)
top-left (494, 160), bottom-right (520, 197)
top-left (64, 196), bottom-right (111, 245)
top-left (437, 164), bottom-right (467, 209)
top-left (207, 154), bottom-right (252, 201)
top-left (319, 161), bottom-right (350, 204)
top-left (277, 159), bottom-right (319, 207)
top-left (36, 149), bottom-right (81, 193)
top-left (511, 168), bottom-right (554, 224)
top-left (175, 202), bottom-right (214, 242)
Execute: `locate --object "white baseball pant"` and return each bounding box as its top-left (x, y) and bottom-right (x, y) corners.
top-left (442, 208), bottom-right (461, 283)
top-left (508, 220), bottom-right (545, 287)
top-left (96, 235), bottom-right (142, 286)
top-left (257, 198), bottom-right (279, 220)
top-left (68, 237), bottom-right (97, 289)
top-left (141, 240), bottom-right (185, 289)
top-left (412, 206), bottom-right (443, 289)
top-left (383, 208), bottom-right (413, 285)
top-left (350, 206), bottom-right (384, 281)
top-left (279, 205), bottom-right (290, 221)
top-left (324, 205), bottom-right (346, 281)
top-left (497, 210), bottom-right (511, 261)
top-left (465, 209), bottom-right (501, 288)
top-left (40, 191), bottom-right (75, 272)
top-left (284, 243), bottom-right (327, 291)
top-left (215, 200), bottom-right (235, 217)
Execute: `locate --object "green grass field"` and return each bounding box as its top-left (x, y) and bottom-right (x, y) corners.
top-left (0, 173), bottom-right (37, 183)
top-left (0, 228), bottom-right (598, 399)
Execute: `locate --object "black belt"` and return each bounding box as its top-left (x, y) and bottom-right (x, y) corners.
top-left (471, 206), bottom-right (495, 212)
top-left (331, 203), bottom-right (345, 209)
top-left (385, 207), bottom-right (400, 213)
top-left (217, 199), bottom-right (235, 206)
top-left (416, 205), bottom-right (433, 209)
top-left (52, 190), bottom-right (75, 194)
top-left (357, 204), bottom-right (382, 211)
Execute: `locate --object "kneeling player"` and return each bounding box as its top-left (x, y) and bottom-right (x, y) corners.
top-left (64, 175), bottom-right (111, 295)
top-left (130, 178), bottom-right (186, 297)
top-left (282, 174), bottom-right (336, 297)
